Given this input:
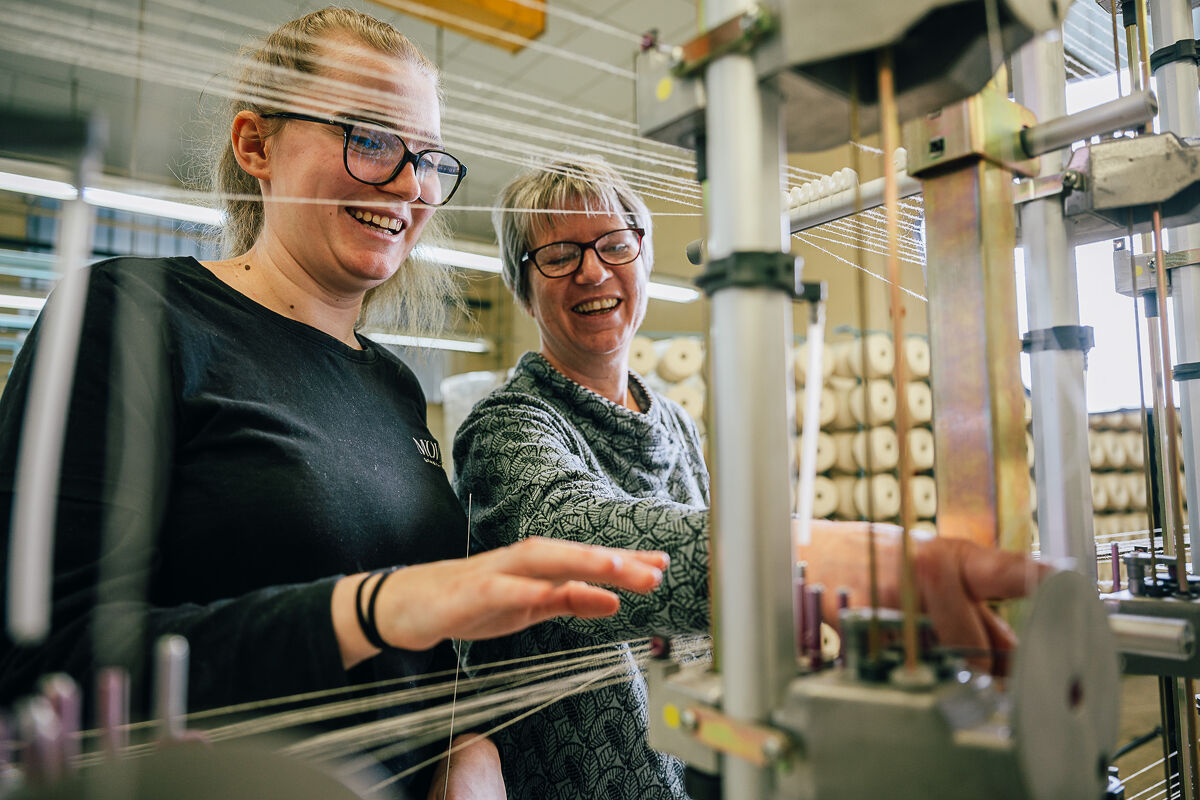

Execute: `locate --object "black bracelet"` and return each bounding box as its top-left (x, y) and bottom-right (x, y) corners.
top-left (365, 566), bottom-right (402, 650)
top-left (355, 567), bottom-right (398, 650)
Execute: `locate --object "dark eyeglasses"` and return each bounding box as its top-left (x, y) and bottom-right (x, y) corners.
top-left (260, 111), bottom-right (467, 206)
top-left (521, 227), bottom-right (645, 278)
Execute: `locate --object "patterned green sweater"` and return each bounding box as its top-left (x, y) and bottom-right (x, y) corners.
top-left (453, 351), bottom-right (710, 799)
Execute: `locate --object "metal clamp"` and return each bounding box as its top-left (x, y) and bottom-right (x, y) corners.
top-left (673, 4), bottom-right (776, 78)
top-left (1021, 325), bottom-right (1095, 355)
top-left (1150, 38), bottom-right (1200, 74)
top-left (695, 251), bottom-right (799, 296)
top-left (1174, 361), bottom-right (1200, 382)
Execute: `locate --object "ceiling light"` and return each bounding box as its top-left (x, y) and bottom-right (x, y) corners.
top-left (646, 280), bottom-right (701, 303)
top-left (0, 294), bottom-right (46, 311)
top-left (0, 172), bottom-right (77, 201)
top-left (81, 188), bottom-right (224, 226)
top-left (366, 332), bottom-right (491, 353)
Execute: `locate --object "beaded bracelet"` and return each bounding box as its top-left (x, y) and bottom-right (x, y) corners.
top-left (355, 567), bottom-right (400, 650)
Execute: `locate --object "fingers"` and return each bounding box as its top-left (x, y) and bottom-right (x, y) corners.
top-left (494, 537), bottom-right (665, 593)
top-left (913, 542), bottom-right (993, 668)
top-left (952, 539), bottom-right (1050, 601)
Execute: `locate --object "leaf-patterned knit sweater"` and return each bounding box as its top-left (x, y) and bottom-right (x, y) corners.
top-left (453, 351), bottom-right (710, 800)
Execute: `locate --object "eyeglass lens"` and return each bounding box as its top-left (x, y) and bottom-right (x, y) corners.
top-left (344, 125), bottom-right (464, 204)
top-left (534, 229), bottom-right (642, 277)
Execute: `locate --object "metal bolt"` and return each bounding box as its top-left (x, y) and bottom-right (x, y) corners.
top-left (1062, 170), bottom-right (1081, 190)
top-left (761, 736), bottom-right (785, 763)
top-left (679, 708), bottom-right (699, 732)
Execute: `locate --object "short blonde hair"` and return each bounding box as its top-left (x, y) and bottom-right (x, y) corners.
top-left (494, 156), bottom-right (654, 307)
top-left (209, 6), bottom-right (456, 335)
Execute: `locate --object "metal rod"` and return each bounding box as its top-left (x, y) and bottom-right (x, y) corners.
top-left (1019, 90), bottom-right (1157, 157)
top-left (1111, 1), bottom-right (1125, 98)
top-left (154, 635), bottom-right (189, 742)
top-left (878, 48), bottom-right (919, 675)
top-left (1109, 613), bottom-right (1195, 660)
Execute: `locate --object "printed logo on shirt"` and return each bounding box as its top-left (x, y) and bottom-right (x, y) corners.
top-left (413, 437), bottom-right (443, 467)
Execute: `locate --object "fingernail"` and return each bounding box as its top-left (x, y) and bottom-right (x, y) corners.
top-left (611, 554), bottom-right (624, 570)
top-left (659, 553), bottom-right (670, 567)
top-left (650, 567), bottom-right (663, 584)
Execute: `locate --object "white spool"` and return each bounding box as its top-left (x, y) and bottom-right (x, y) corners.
top-left (797, 387), bottom-right (838, 431)
top-left (1101, 432), bottom-right (1127, 471)
top-left (909, 475), bottom-right (938, 519)
top-left (794, 341), bottom-right (834, 387)
top-left (906, 381), bottom-right (933, 424)
top-left (1125, 473), bottom-right (1147, 510)
top-left (1024, 394), bottom-right (1033, 425)
top-left (853, 427), bottom-right (899, 472)
top-left (911, 520), bottom-right (937, 535)
top-left (854, 474), bottom-right (902, 521)
top-left (1122, 432), bottom-right (1145, 468)
top-left (1029, 476), bottom-right (1038, 514)
top-left (1091, 475), bottom-right (1110, 512)
top-left (1088, 431), bottom-right (1106, 470)
top-left (815, 432), bottom-right (836, 473)
top-left (666, 382), bottom-right (705, 422)
top-left (832, 432), bottom-right (858, 474)
top-left (850, 380), bottom-right (896, 427)
top-left (628, 336), bottom-right (657, 376)
top-left (834, 475), bottom-right (858, 519)
top-left (903, 337), bottom-right (931, 379)
top-left (1103, 473), bottom-right (1131, 511)
top-left (836, 334), bottom-right (895, 379)
top-left (1026, 431), bottom-right (1036, 469)
top-left (812, 475), bottom-right (839, 519)
top-left (908, 428), bottom-right (935, 472)
top-left (657, 338), bottom-right (704, 383)
top-left (829, 377), bottom-right (857, 430)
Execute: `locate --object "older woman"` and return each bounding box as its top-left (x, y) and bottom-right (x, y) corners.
top-left (0, 11), bottom-right (668, 798)
top-left (453, 156), bottom-right (1040, 799)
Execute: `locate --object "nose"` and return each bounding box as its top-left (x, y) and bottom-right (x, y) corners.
top-left (574, 246), bottom-right (612, 284)
top-left (381, 160), bottom-right (421, 203)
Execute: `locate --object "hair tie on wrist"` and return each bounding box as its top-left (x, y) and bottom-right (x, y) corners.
top-left (356, 567), bottom-right (399, 650)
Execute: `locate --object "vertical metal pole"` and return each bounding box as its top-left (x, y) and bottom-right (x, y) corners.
top-left (703, 1), bottom-right (794, 797)
top-left (1149, 0), bottom-right (1200, 561)
top-left (1011, 31), bottom-right (1097, 579)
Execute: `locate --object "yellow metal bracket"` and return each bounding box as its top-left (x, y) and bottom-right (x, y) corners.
top-left (661, 701), bottom-right (793, 768)
top-left (673, 4), bottom-right (777, 78)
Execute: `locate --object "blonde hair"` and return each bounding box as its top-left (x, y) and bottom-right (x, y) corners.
top-left (493, 156), bottom-right (654, 307)
top-left (209, 6), bottom-right (457, 335)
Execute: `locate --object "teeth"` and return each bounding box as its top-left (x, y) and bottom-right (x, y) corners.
top-left (574, 298), bottom-right (620, 314)
top-left (350, 209), bottom-right (402, 232)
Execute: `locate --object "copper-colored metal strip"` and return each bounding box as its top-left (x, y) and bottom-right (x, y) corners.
top-left (877, 48), bottom-right (918, 674)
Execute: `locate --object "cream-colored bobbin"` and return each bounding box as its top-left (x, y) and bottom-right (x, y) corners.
top-left (1088, 431), bottom-right (1107, 470)
top-left (1103, 473), bottom-right (1131, 511)
top-left (835, 333), bottom-right (894, 379)
top-left (797, 387), bottom-right (838, 431)
top-left (666, 381), bottom-right (705, 422)
top-left (811, 475), bottom-right (839, 519)
top-left (832, 432), bottom-right (858, 474)
top-left (910, 520), bottom-right (937, 535)
top-left (1121, 432), bottom-right (1145, 468)
top-left (628, 336), bottom-right (657, 376)
top-left (854, 474), bottom-right (901, 521)
top-left (794, 342), bottom-right (835, 386)
top-left (1029, 476), bottom-right (1038, 514)
top-left (1026, 431), bottom-right (1036, 469)
top-left (794, 433), bottom-right (838, 474)
top-left (908, 428), bottom-right (935, 472)
top-left (849, 380), bottom-right (896, 427)
top-left (657, 338), bottom-right (704, 383)
top-left (906, 381), bottom-right (933, 425)
top-left (909, 475), bottom-right (937, 519)
top-left (904, 336), bottom-right (931, 379)
top-left (853, 427), bottom-right (899, 472)
top-left (833, 475), bottom-right (858, 519)
top-left (1091, 475), bottom-right (1110, 513)
top-left (1101, 432), bottom-right (1127, 471)
top-left (1124, 473), bottom-right (1147, 510)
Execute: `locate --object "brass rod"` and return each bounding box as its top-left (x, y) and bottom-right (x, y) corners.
top-left (877, 48), bottom-right (918, 673)
top-left (848, 67), bottom-right (881, 664)
top-left (1110, 3), bottom-right (1124, 98)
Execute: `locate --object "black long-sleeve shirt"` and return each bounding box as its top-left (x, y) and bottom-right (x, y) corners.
top-left (0, 256), bottom-right (465, 787)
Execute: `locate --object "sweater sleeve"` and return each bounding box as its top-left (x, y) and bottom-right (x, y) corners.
top-left (0, 265), bottom-right (349, 713)
top-left (453, 390), bottom-right (709, 641)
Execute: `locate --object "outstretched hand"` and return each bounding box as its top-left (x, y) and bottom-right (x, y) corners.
top-left (341, 537), bottom-right (667, 660)
top-left (798, 520), bottom-right (1048, 670)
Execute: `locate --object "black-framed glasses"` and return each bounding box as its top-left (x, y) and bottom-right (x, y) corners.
top-left (261, 111), bottom-right (467, 206)
top-left (521, 227), bottom-right (645, 278)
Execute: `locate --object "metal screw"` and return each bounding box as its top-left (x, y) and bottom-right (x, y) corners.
top-left (680, 708), bottom-right (698, 732)
top-left (1062, 170), bottom-right (1081, 190)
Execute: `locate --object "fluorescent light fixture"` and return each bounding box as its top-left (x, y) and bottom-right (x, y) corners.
top-left (366, 332), bottom-right (491, 353)
top-left (0, 167), bottom-right (224, 226)
top-left (0, 294), bottom-right (46, 312)
top-left (417, 245), bottom-right (503, 273)
top-left (646, 280), bottom-right (701, 303)
top-left (81, 188), bottom-right (224, 226)
top-left (0, 172), bottom-right (77, 201)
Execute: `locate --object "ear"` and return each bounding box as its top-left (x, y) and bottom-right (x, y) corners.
top-left (230, 111), bottom-right (272, 181)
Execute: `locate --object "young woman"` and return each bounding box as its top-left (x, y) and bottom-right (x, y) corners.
top-left (0, 11), bottom-right (666, 797)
